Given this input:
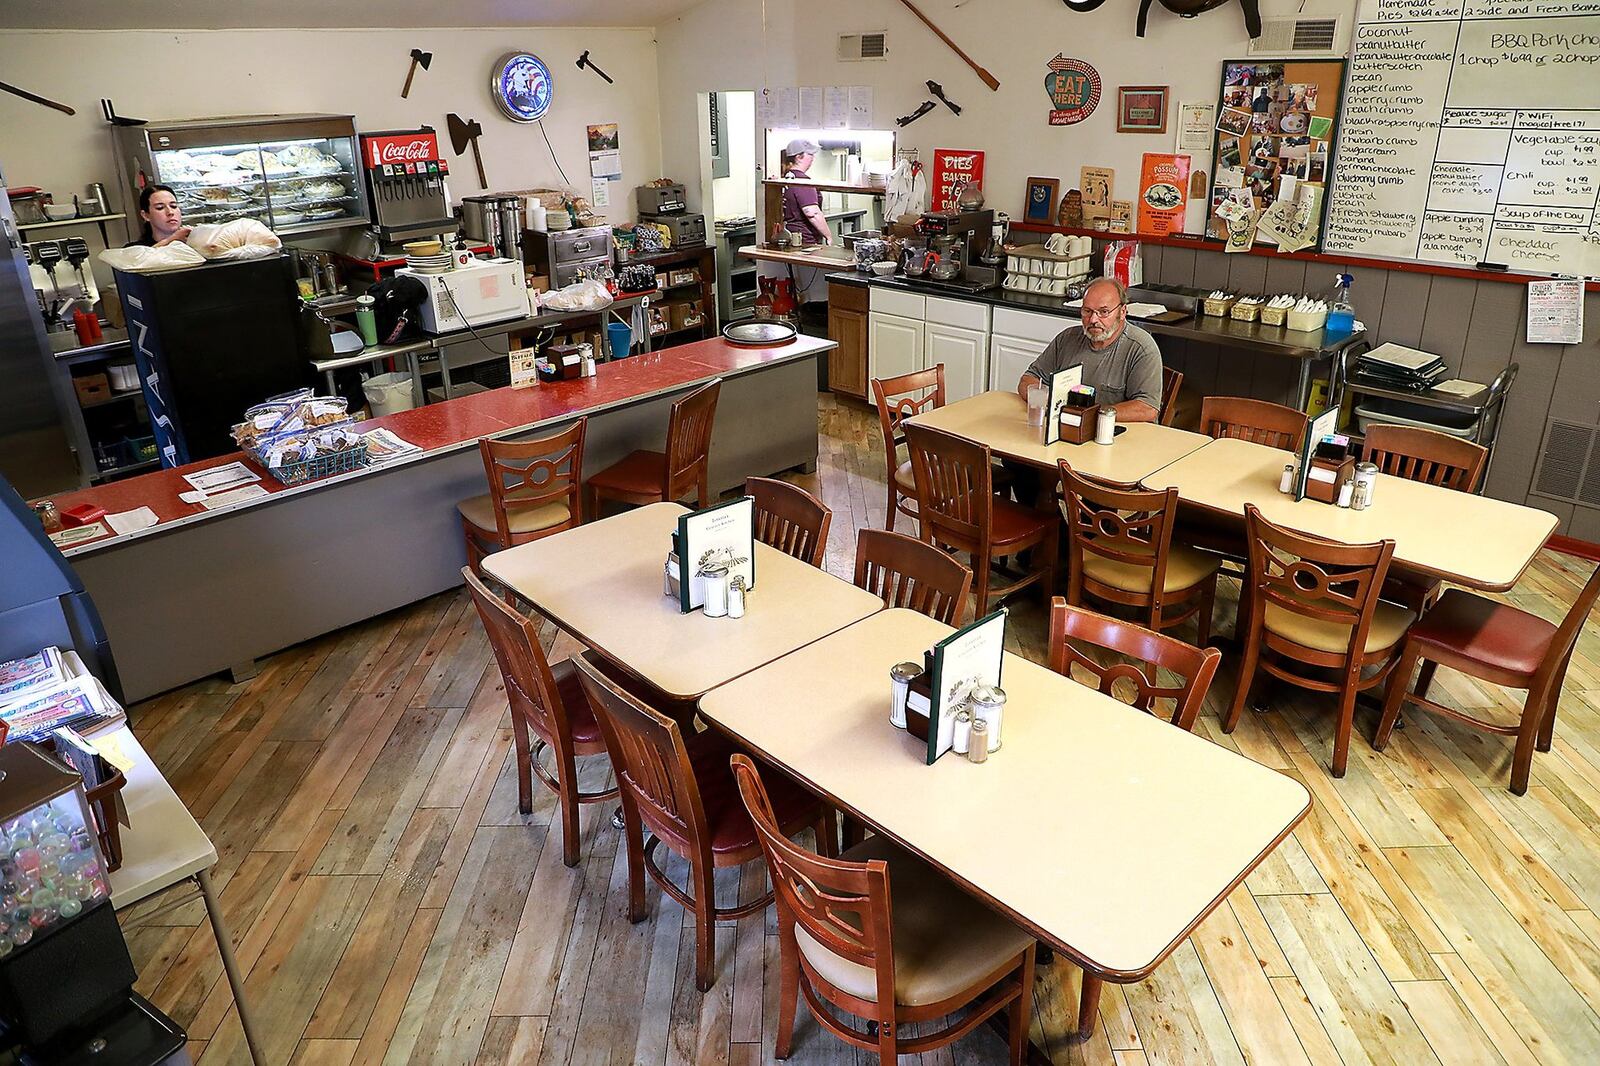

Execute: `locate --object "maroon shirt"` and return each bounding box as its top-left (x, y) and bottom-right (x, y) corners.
top-left (781, 168), bottom-right (822, 243)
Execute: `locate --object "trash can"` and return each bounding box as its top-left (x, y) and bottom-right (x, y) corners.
top-left (362, 372), bottom-right (417, 416)
top-left (607, 321), bottom-right (633, 360)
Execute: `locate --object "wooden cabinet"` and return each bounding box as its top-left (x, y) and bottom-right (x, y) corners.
top-left (826, 279), bottom-right (869, 399)
top-left (925, 322), bottom-right (988, 403)
top-left (868, 312), bottom-right (925, 383)
top-left (988, 333), bottom-right (1048, 393)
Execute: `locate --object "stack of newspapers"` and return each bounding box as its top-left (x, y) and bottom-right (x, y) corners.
top-left (0, 647), bottom-right (123, 743)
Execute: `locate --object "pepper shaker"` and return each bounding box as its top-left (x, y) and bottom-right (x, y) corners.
top-left (967, 718), bottom-right (990, 763)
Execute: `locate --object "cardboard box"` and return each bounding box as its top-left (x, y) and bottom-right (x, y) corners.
top-left (73, 373), bottom-right (111, 405)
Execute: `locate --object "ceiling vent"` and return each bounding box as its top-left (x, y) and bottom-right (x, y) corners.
top-left (1248, 17), bottom-right (1340, 55)
top-left (838, 32), bottom-right (888, 61)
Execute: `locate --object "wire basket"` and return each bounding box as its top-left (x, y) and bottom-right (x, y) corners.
top-left (251, 441), bottom-right (370, 486)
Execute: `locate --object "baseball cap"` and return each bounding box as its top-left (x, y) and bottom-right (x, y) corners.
top-left (785, 138), bottom-right (820, 156)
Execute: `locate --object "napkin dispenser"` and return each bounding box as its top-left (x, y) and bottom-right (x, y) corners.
top-left (1305, 456), bottom-right (1353, 504)
top-left (1056, 402), bottom-right (1100, 446)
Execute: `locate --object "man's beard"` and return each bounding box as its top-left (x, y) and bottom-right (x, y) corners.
top-left (1084, 324), bottom-right (1113, 342)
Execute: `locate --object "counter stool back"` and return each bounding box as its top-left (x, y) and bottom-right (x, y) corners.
top-left (853, 528), bottom-right (973, 625)
top-left (1200, 396), bottom-right (1308, 451)
top-left (1048, 599), bottom-right (1221, 732)
top-left (585, 378), bottom-right (721, 517)
top-left (462, 565), bottom-right (615, 867)
top-left (747, 477), bottom-right (832, 567)
top-left (872, 366), bottom-right (946, 535)
top-left (458, 417), bottom-right (586, 575)
top-left (1160, 366), bottom-right (1184, 427)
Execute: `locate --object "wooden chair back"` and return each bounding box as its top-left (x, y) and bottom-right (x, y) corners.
top-left (1530, 564), bottom-right (1600, 710)
top-left (664, 378), bottom-right (721, 500)
top-left (1047, 599), bottom-right (1221, 731)
top-left (871, 365), bottom-right (946, 464)
top-left (462, 566), bottom-right (565, 746)
top-left (477, 417), bottom-right (586, 539)
top-left (570, 650), bottom-right (707, 859)
top-left (903, 421), bottom-right (994, 552)
top-left (1362, 424), bottom-right (1487, 492)
top-left (1160, 366), bottom-right (1183, 426)
top-left (1243, 503), bottom-right (1394, 658)
top-left (1058, 461), bottom-right (1179, 597)
top-left (854, 528), bottom-right (973, 624)
top-left (1200, 396), bottom-right (1308, 451)
top-left (747, 477), bottom-right (832, 567)
top-left (730, 754), bottom-right (895, 1007)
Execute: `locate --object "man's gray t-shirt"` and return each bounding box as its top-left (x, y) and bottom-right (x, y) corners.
top-left (1024, 323), bottom-right (1163, 409)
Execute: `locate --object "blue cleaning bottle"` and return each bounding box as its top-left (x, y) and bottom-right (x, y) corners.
top-left (1326, 272), bottom-right (1356, 335)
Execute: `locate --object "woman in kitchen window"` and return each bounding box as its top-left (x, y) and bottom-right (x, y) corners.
top-left (126, 185), bottom-right (191, 248)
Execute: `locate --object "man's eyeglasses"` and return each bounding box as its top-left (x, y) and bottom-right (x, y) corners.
top-left (1081, 303), bottom-right (1125, 320)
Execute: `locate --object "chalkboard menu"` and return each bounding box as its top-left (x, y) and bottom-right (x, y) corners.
top-left (1324, 0), bottom-right (1600, 279)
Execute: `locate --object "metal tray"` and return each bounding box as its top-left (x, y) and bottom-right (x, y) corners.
top-left (721, 321), bottom-right (798, 347)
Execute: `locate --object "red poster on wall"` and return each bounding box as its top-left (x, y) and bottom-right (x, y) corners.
top-left (931, 148), bottom-right (985, 213)
top-left (1136, 152), bottom-right (1191, 237)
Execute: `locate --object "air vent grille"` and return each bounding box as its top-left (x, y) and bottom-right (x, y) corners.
top-left (839, 32), bottom-right (888, 61)
top-left (1248, 17), bottom-right (1339, 55)
top-left (1533, 419), bottom-right (1597, 503)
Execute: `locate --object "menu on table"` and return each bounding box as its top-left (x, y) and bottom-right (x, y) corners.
top-left (1324, 0), bottom-right (1600, 278)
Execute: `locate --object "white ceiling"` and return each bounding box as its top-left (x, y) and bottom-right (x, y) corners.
top-left (0, 0), bottom-right (707, 30)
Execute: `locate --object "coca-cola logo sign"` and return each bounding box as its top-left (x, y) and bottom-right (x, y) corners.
top-left (364, 132), bottom-right (440, 167)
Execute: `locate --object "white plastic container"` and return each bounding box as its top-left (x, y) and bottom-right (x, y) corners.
top-left (362, 372), bottom-right (417, 416)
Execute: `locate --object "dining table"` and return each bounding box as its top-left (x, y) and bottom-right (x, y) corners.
top-left (480, 502), bottom-right (884, 700)
top-left (907, 391), bottom-right (1213, 486)
top-left (697, 608), bottom-right (1312, 1050)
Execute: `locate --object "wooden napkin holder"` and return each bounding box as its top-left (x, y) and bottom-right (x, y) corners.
top-left (1056, 403), bottom-right (1100, 445)
top-left (904, 672), bottom-right (933, 742)
top-left (1305, 456), bottom-right (1353, 504)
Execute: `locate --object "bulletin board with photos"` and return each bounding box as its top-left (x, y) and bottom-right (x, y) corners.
top-left (1208, 59), bottom-right (1346, 251)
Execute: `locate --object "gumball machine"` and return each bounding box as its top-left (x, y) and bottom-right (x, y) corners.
top-left (0, 743), bottom-right (149, 1053)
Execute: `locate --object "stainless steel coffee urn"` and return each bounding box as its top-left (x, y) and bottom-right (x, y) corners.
top-left (495, 197), bottom-right (526, 260)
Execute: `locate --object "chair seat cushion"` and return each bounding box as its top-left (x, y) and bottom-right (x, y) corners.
top-left (685, 731), bottom-right (819, 858)
top-left (1264, 596), bottom-right (1415, 656)
top-left (458, 493), bottom-right (572, 536)
top-left (989, 498), bottom-right (1056, 547)
top-left (1406, 589), bottom-right (1555, 680)
top-left (1081, 542), bottom-right (1222, 596)
top-left (589, 450), bottom-right (667, 496)
top-left (794, 835), bottom-right (1033, 1008)
top-left (549, 658), bottom-right (605, 746)
top-left (894, 460), bottom-right (917, 494)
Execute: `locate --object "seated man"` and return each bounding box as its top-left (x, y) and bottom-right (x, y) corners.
top-left (1009, 276), bottom-right (1164, 502)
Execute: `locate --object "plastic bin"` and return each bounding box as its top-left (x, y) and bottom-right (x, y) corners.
top-left (607, 321), bottom-right (633, 360)
top-left (1354, 399), bottom-right (1479, 439)
top-left (362, 372), bottom-right (417, 417)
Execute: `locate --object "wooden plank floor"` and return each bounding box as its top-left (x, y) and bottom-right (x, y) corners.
top-left (120, 395), bottom-right (1600, 1065)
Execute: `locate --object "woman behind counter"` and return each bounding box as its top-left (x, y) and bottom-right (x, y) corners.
top-left (125, 185), bottom-right (191, 248)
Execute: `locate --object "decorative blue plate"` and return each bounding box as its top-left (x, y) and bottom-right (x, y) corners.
top-left (491, 51), bottom-right (555, 123)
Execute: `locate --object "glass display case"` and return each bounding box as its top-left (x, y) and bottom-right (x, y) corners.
top-left (114, 114), bottom-right (370, 237)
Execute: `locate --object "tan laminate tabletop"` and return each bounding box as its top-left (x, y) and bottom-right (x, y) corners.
top-left (698, 609), bottom-right (1311, 979)
top-left (482, 502), bottom-right (883, 699)
top-left (738, 244), bottom-right (859, 271)
top-left (908, 391), bottom-right (1212, 484)
top-left (1142, 437), bottom-right (1558, 592)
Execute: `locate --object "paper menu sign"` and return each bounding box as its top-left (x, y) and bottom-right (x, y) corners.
top-left (1527, 279), bottom-right (1583, 345)
top-left (1293, 407), bottom-right (1342, 501)
top-left (1043, 366), bottom-right (1084, 446)
top-left (824, 86), bottom-right (850, 129)
top-left (1136, 153), bottom-right (1191, 237)
top-left (1080, 166), bottom-right (1114, 220)
top-left (674, 497), bottom-right (756, 613)
top-left (926, 609), bottom-right (1007, 764)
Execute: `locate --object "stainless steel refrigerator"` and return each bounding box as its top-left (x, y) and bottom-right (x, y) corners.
top-left (0, 164), bottom-right (82, 499)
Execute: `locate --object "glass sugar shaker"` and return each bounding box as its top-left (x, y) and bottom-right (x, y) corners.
top-left (971, 685), bottom-right (1006, 752)
top-left (889, 662), bottom-right (921, 729)
top-left (702, 564), bottom-right (730, 618)
top-left (1354, 461), bottom-right (1378, 510)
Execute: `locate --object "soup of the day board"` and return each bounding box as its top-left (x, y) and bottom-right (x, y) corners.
top-left (1323, 0), bottom-right (1600, 279)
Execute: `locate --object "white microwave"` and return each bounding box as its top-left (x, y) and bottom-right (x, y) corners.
top-left (398, 257), bottom-right (531, 334)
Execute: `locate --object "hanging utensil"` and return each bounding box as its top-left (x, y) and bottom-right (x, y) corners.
top-left (0, 79), bottom-right (74, 115)
top-left (446, 113), bottom-right (488, 189)
top-left (926, 80), bottom-right (962, 116)
top-left (893, 0), bottom-right (1000, 91)
top-left (896, 101), bottom-right (937, 128)
top-left (400, 48), bottom-right (432, 98)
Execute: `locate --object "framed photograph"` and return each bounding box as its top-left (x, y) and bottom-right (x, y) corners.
top-left (1117, 86), bottom-right (1169, 134)
top-left (1023, 176), bottom-right (1060, 223)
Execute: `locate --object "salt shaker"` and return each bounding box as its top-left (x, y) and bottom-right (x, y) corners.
top-left (1279, 462), bottom-right (1296, 494)
top-left (702, 564), bottom-right (730, 617)
top-left (727, 576), bottom-right (747, 618)
top-left (1095, 406), bottom-right (1117, 445)
top-left (889, 662), bottom-right (921, 728)
top-left (967, 718), bottom-right (990, 763)
top-left (952, 709), bottom-right (973, 754)
top-left (1337, 479), bottom-right (1354, 508)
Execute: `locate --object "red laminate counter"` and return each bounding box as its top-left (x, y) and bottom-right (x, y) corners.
top-left (50, 334), bottom-right (833, 557)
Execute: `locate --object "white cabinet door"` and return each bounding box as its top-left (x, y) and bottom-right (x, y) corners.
top-left (868, 312), bottom-right (925, 384)
top-left (988, 334), bottom-right (1048, 393)
top-left (924, 322), bottom-right (989, 403)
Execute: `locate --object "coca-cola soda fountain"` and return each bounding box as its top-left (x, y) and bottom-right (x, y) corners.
top-left (359, 127), bottom-right (456, 247)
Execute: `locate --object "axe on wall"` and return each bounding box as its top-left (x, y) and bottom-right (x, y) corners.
top-left (576, 50), bottom-right (614, 84)
top-left (401, 48), bottom-right (432, 98)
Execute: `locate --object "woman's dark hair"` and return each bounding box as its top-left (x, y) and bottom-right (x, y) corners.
top-left (137, 184), bottom-right (178, 244)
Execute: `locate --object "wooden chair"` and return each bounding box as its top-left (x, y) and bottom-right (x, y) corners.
top-left (1364, 425), bottom-right (1490, 610)
top-left (1200, 396), bottom-right (1308, 451)
top-left (730, 754), bottom-right (1036, 1064)
top-left (1159, 365), bottom-right (1184, 426)
top-left (1362, 424), bottom-right (1488, 492)
top-left (871, 366), bottom-right (945, 534)
top-left (1224, 504), bottom-right (1414, 777)
top-left (854, 528), bottom-right (973, 625)
top-left (1059, 460), bottom-right (1221, 645)
top-left (1048, 599), bottom-right (1222, 732)
top-left (570, 651), bottom-right (833, 991)
top-left (1375, 565), bottom-right (1600, 794)
top-left (904, 422), bottom-right (1058, 616)
top-left (461, 566), bottom-right (615, 868)
top-left (458, 418), bottom-right (585, 575)
top-left (747, 477), bottom-right (832, 567)
top-left (586, 378), bottom-right (720, 518)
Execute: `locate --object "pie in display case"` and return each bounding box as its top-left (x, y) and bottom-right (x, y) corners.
top-left (114, 113), bottom-right (371, 237)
